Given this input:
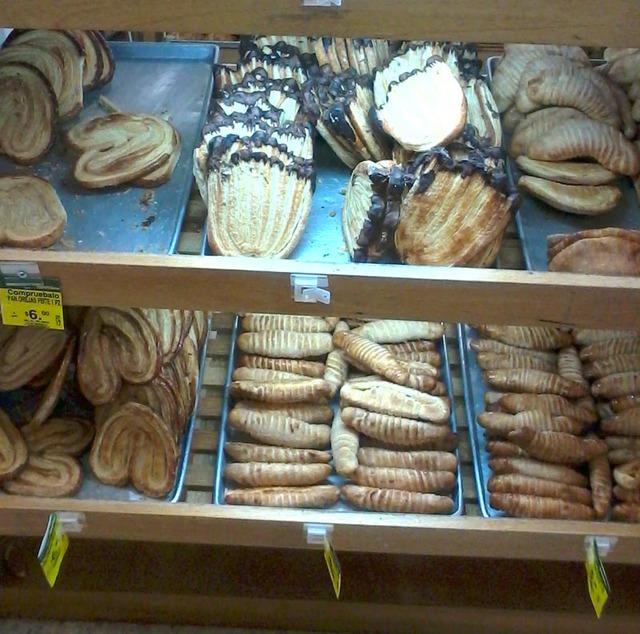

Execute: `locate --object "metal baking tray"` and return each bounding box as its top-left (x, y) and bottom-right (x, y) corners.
top-left (486, 56), bottom-right (640, 272)
top-left (0, 41), bottom-right (218, 255)
top-left (457, 322), bottom-right (504, 517)
top-left (0, 312), bottom-right (212, 503)
top-left (213, 316), bottom-right (464, 516)
top-left (202, 139), bottom-right (353, 262)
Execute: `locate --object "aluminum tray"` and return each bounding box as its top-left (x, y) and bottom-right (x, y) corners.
top-left (486, 56), bottom-right (640, 272)
top-left (457, 322), bottom-right (504, 517)
top-left (0, 41), bottom-right (218, 255)
top-left (213, 316), bottom-right (464, 516)
top-left (203, 140), bottom-right (353, 263)
top-left (0, 313), bottom-right (212, 503)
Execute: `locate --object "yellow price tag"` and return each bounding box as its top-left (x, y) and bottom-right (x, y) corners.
top-left (324, 535), bottom-right (341, 599)
top-left (0, 287), bottom-right (64, 330)
top-left (38, 514), bottom-right (69, 588)
top-left (585, 539), bottom-right (610, 618)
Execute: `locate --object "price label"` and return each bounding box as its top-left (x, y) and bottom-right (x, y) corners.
top-left (585, 539), bottom-right (610, 618)
top-left (0, 287), bottom-right (64, 330)
top-left (324, 534), bottom-right (341, 599)
top-left (37, 514), bottom-right (69, 588)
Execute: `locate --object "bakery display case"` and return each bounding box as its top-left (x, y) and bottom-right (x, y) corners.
top-left (1, 3), bottom-right (640, 632)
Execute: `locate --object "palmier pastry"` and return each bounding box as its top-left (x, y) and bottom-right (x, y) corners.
top-left (0, 409), bottom-right (28, 481)
top-left (3, 453), bottom-right (82, 498)
top-left (90, 402), bottom-right (178, 498)
top-left (0, 176), bottom-right (67, 248)
top-left (0, 62), bottom-right (56, 164)
top-left (21, 418), bottom-right (94, 457)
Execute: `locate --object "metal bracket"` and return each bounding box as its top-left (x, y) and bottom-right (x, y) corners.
top-left (304, 523), bottom-right (334, 546)
top-left (55, 512), bottom-right (86, 534)
top-left (291, 274), bottom-right (331, 305)
top-left (0, 262), bottom-right (44, 288)
top-left (584, 535), bottom-right (617, 558)
top-left (302, 0), bottom-right (341, 6)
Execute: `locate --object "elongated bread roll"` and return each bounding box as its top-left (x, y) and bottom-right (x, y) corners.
top-left (497, 393), bottom-right (597, 423)
top-left (508, 428), bottom-right (607, 464)
top-left (573, 329), bottom-right (636, 346)
top-left (601, 408), bottom-right (640, 437)
top-left (484, 369), bottom-right (588, 398)
top-left (614, 485), bottom-right (640, 503)
top-left (557, 347), bottom-right (588, 388)
top-left (352, 320), bottom-right (444, 343)
top-left (324, 321), bottom-right (350, 398)
top-left (237, 331), bottom-right (333, 358)
top-left (224, 442), bottom-right (331, 464)
top-left (477, 411), bottom-right (585, 436)
top-left (233, 400), bottom-right (333, 424)
top-left (342, 484), bottom-right (453, 514)
top-left (470, 338), bottom-right (558, 362)
top-left (237, 355), bottom-right (325, 378)
top-left (476, 325), bottom-right (572, 350)
top-left (609, 448), bottom-right (640, 464)
top-left (342, 406), bottom-right (454, 448)
top-left (224, 462), bottom-right (331, 486)
top-left (341, 382), bottom-right (450, 423)
top-left (589, 449), bottom-right (612, 519)
top-left (592, 372), bottom-right (640, 400)
top-left (584, 355), bottom-right (640, 381)
top-left (382, 340), bottom-right (436, 354)
top-left (580, 337), bottom-right (640, 362)
top-left (612, 503), bottom-right (640, 523)
top-left (331, 410), bottom-right (359, 475)
top-left (489, 457), bottom-right (588, 487)
top-left (232, 367), bottom-right (308, 382)
top-left (230, 378), bottom-right (331, 403)
top-left (351, 465), bottom-right (455, 493)
top-left (357, 447), bottom-right (457, 472)
top-left (490, 493), bottom-right (595, 520)
top-left (400, 359), bottom-right (440, 378)
top-left (515, 156), bottom-right (617, 186)
top-left (228, 408), bottom-right (331, 449)
top-left (241, 314), bottom-right (334, 332)
top-left (488, 474), bottom-right (592, 505)
top-left (334, 331), bottom-right (409, 385)
top-left (485, 440), bottom-right (528, 458)
top-left (225, 485), bottom-right (340, 508)
top-left (476, 351), bottom-right (556, 373)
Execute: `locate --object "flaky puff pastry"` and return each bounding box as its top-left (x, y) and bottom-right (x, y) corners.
top-left (470, 338), bottom-right (558, 362)
top-left (508, 428), bottom-right (607, 464)
top-left (579, 333), bottom-right (640, 362)
top-left (323, 321), bottom-right (350, 398)
top-left (342, 484), bottom-right (454, 514)
top-left (225, 485), bottom-right (340, 508)
top-left (3, 454), bottom-right (82, 498)
top-left (224, 462), bottom-right (331, 487)
top-left (490, 493), bottom-right (595, 520)
top-left (592, 372), bottom-right (640, 401)
top-left (0, 409), bottom-right (28, 482)
top-left (21, 418), bottom-right (94, 457)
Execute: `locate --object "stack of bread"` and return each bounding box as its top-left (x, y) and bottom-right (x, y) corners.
top-left (224, 314), bottom-right (341, 508)
top-left (493, 44), bottom-right (640, 215)
top-left (576, 328), bottom-right (640, 522)
top-left (0, 310), bottom-right (209, 499)
top-left (333, 319), bottom-right (459, 514)
top-left (471, 324), bottom-right (610, 520)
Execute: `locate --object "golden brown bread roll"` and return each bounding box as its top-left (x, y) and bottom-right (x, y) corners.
top-left (230, 378), bottom-right (332, 403)
top-left (580, 336), bottom-right (640, 362)
top-left (475, 351), bottom-right (556, 373)
top-left (489, 457), bottom-right (588, 487)
top-left (613, 485), bottom-right (640, 503)
top-left (232, 367), bottom-right (308, 382)
top-left (497, 393), bottom-right (597, 423)
top-left (584, 354), bottom-right (640, 381)
top-left (488, 473), bottom-right (592, 505)
top-left (508, 428), bottom-right (607, 464)
top-left (351, 320), bottom-right (444, 344)
top-left (232, 400), bottom-right (333, 424)
top-left (224, 442), bottom-right (331, 464)
top-left (592, 372), bottom-right (640, 400)
top-left (382, 340), bottom-right (436, 354)
top-left (515, 156), bottom-right (617, 186)
top-left (324, 321), bottom-right (350, 398)
top-left (477, 411), bottom-right (585, 436)
top-left (357, 447), bottom-right (457, 472)
top-left (484, 369), bottom-right (588, 399)
top-left (490, 493), bottom-right (595, 520)
top-left (612, 503), bottom-right (640, 522)
top-left (237, 331), bottom-right (333, 358)
top-left (241, 314), bottom-right (334, 333)
top-left (225, 485), bottom-right (340, 508)
top-left (476, 325), bottom-right (572, 350)
top-left (556, 347), bottom-right (588, 389)
top-left (485, 440), bottom-right (528, 458)
top-left (342, 484), bottom-right (453, 514)
top-left (601, 408), bottom-right (640, 437)
top-left (237, 355), bottom-right (326, 378)
top-left (588, 449), bottom-right (612, 520)
top-left (351, 465), bottom-right (456, 493)
top-left (470, 338), bottom-right (558, 362)
top-left (224, 462), bottom-right (331, 487)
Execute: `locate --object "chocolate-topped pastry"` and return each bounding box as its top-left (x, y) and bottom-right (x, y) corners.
top-left (313, 38), bottom-right (391, 76)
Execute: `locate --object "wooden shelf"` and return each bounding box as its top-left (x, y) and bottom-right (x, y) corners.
top-left (1, 0), bottom-right (640, 47)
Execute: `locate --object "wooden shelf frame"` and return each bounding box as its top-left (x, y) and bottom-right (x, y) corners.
top-left (2, 0), bottom-right (640, 47)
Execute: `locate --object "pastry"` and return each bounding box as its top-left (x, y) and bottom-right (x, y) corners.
top-left (475, 351), bottom-right (556, 373)
top-left (351, 465), bottom-right (455, 493)
top-left (228, 408), bottom-right (331, 449)
top-left (224, 442), bottom-right (331, 464)
top-left (237, 331), bottom-right (333, 359)
top-left (224, 462), bottom-right (331, 487)
top-left (613, 460), bottom-right (640, 490)
top-left (351, 320), bottom-right (444, 344)
top-left (612, 503), bottom-right (640, 523)
top-left (3, 453), bottom-right (82, 498)
top-left (331, 410), bottom-right (359, 475)
top-left (232, 367), bottom-right (308, 382)
top-left (490, 493), bottom-right (595, 520)
top-left (470, 338), bottom-right (558, 361)
top-left (357, 447), bottom-right (457, 472)
top-left (508, 428), bottom-right (607, 464)
top-left (601, 409), bottom-right (640, 436)
top-left (518, 176), bottom-right (621, 215)
top-left (476, 325), bottom-right (571, 350)
top-left (487, 474), bottom-right (592, 505)
top-left (557, 347), bottom-right (588, 388)
top-left (232, 400), bottom-right (333, 424)
top-left (0, 409), bottom-right (28, 481)
top-left (483, 369), bottom-right (588, 399)
top-left (488, 457), bottom-right (589, 487)
top-left (237, 355), bottom-right (325, 378)
top-left (89, 403), bottom-right (178, 498)
top-left (610, 396), bottom-right (640, 413)
top-left (0, 63), bottom-right (56, 164)
top-left (515, 156), bottom-right (617, 186)
top-left (495, 394), bottom-right (595, 424)
top-left (592, 372), bottom-right (640, 400)
top-left (588, 449), bottom-right (613, 519)
top-left (341, 406), bottom-right (455, 448)
top-left (230, 378), bottom-right (332, 403)
top-left (463, 75), bottom-right (503, 147)
top-left (613, 485), bottom-right (640, 503)
top-left (485, 441), bottom-right (528, 458)
top-left (580, 334), bottom-right (640, 362)
top-left (225, 485), bottom-right (340, 508)
top-left (21, 418), bottom-right (94, 456)
top-left (573, 329), bottom-right (636, 346)
top-left (0, 176), bottom-right (67, 248)
top-left (341, 484), bottom-right (454, 514)
top-left (477, 411), bottom-right (585, 436)
top-left (241, 314), bottom-right (334, 333)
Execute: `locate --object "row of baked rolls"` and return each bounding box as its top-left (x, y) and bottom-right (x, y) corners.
top-left (472, 324), bottom-right (608, 520)
top-left (575, 328), bottom-right (640, 522)
top-left (332, 319), bottom-right (458, 514)
top-left (224, 314), bottom-right (342, 507)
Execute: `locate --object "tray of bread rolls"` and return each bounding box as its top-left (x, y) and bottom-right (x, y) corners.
top-left (487, 51), bottom-right (640, 272)
top-left (0, 35), bottom-right (217, 254)
top-left (213, 315), bottom-right (463, 515)
top-left (457, 323), bottom-right (628, 521)
top-left (0, 308), bottom-right (211, 502)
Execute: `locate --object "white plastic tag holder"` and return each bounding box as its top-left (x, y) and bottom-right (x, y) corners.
top-left (584, 535), bottom-right (617, 558)
top-left (302, 0), bottom-right (342, 6)
top-left (55, 511), bottom-right (86, 534)
top-left (291, 274), bottom-right (331, 304)
top-left (304, 523), bottom-right (334, 546)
